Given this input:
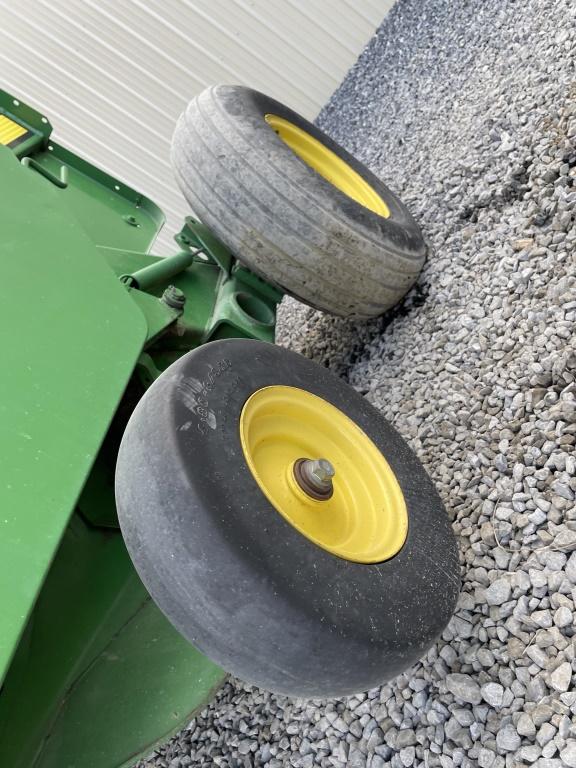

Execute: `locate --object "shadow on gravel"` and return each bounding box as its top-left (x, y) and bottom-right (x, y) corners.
top-left (277, 280), bottom-right (428, 383)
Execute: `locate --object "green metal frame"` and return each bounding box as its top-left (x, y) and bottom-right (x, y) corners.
top-left (0, 90), bottom-right (283, 768)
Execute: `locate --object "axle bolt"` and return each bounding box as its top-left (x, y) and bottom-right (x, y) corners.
top-left (309, 459), bottom-right (335, 485)
top-left (161, 285), bottom-right (186, 311)
top-left (294, 458), bottom-right (335, 500)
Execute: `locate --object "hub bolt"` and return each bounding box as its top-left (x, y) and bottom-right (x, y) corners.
top-left (161, 285), bottom-right (186, 311)
top-left (294, 458), bottom-right (335, 500)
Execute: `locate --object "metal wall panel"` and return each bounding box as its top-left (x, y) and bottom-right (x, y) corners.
top-left (0, 0), bottom-right (393, 251)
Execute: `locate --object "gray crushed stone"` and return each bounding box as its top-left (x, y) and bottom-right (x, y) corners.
top-left (140, 0), bottom-right (576, 766)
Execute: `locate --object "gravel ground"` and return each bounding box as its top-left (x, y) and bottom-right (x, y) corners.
top-left (141, 0), bottom-right (576, 766)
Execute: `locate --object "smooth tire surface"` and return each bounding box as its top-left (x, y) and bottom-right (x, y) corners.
top-left (115, 340), bottom-right (459, 698)
top-left (171, 85), bottom-right (426, 318)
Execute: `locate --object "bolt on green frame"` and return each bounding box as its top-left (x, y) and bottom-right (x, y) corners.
top-left (0, 89), bottom-right (282, 768)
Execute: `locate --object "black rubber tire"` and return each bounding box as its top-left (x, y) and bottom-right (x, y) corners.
top-left (115, 340), bottom-right (459, 698)
top-left (171, 85), bottom-right (426, 319)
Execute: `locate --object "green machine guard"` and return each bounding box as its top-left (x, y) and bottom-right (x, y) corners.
top-left (0, 89), bottom-right (282, 768)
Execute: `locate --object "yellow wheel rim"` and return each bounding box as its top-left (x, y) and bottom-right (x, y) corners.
top-left (239, 385), bottom-right (407, 563)
top-left (265, 114), bottom-right (390, 218)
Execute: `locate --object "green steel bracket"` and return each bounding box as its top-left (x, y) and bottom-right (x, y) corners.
top-left (128, 289), bottom-right (181, 345)
top-left (114, 222), bottom-right (284, 354)
top-left (175, 218), bottom-right (284, 304)
top-left (207, 277), bottom-right (276, 342)
top-left (120, 250), bottom-right (196, 291)
top-left (117, 219), bottom-right (283, 312)
top-left (176, 217), bottom-right (234, 275)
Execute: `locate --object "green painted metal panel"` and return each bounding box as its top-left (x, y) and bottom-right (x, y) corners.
top-left (35, 142), bottom-right (164, 252)
top-left (37, 600), bottom-right (225, 768)
top-left (0, 147), bottom-right (147, 682)
top-left (0, 515), bottom-right (225, 768)
top-left (0, 87), bottom-right (164, 253)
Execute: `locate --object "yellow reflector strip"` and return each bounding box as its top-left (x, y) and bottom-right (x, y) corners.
top-left (0, 115), bottom-right (28, 147)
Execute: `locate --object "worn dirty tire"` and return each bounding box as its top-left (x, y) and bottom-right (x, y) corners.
top-left (115, 340), bottom-right (460, 698)
top-left (171, 85), bottom-right (426, 318)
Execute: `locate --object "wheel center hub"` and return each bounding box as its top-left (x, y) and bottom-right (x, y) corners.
top-left (239, 385), bottom-right (408, 563)
top-left (293, 457), bottom-right (335, 500)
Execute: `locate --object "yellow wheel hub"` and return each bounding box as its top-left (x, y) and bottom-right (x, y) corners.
top-left (239, 385), bottom-right (407, 563)
top-left (265, 114), bottom-right (390, 218)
